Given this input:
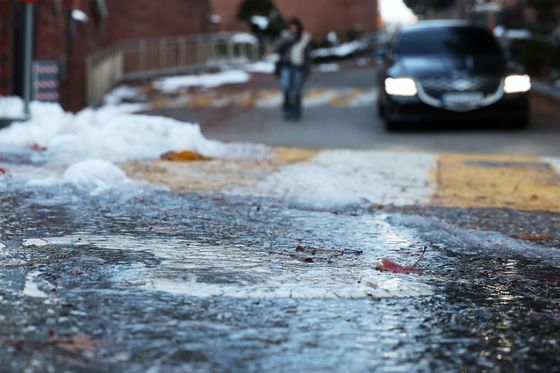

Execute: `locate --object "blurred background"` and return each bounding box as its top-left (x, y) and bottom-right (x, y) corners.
top-left (0, 0), bottom-right (558, 151)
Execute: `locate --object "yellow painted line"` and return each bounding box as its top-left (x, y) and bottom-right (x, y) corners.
top-left (186, 93), bottom-right (217, 108)
top-left (124, 147), bottom-right (319, 193)
top-left (330, 88), bottom-right (362, 108)
top-left (432, 153), bottom-right (560, 212)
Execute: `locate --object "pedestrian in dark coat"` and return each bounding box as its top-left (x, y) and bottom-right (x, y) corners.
top-left (275, 18), bottom-right (312, 121)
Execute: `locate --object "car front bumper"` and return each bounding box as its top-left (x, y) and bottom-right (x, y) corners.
top-left (384, 92), bottom-right (530, 124)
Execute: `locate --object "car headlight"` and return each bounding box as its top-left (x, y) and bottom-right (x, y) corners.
top-left (504, 75), bottom-right (531, 94)
top-left (385, 78), bottom-right (417, 96)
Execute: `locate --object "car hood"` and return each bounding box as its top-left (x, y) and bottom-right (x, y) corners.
top-left (389, 55), bottom-right (507, 79)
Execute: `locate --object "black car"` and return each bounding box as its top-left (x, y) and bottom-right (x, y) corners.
top-left (377, 21), bottom-right (531, 130)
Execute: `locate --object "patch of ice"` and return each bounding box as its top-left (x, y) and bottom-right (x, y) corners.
top-left (251, 150), bottom-right (435, 207)
top-left (153, 70), bottom-right (251, 93)
top-left (390, 214), bottom-right (560, 267)
top-left (22, 238), bottom-right (49, 248)
top-left (64, 159), bottom-right (129, 192)
top-left (23, 271), bottom-right (49, 298)
top-left (143, 276), bottom-right (433, 299)
top-left (51, 233), bottom-right (434, 300)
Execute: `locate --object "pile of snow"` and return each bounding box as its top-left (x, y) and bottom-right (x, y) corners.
top-left (250, 15), bottom-right (269, 30)
top-left (246, 61), bottom-right (275, 74)
top-left (0, 97), bottom-right (228, 163)
top-left (103, 85), bottom-right (141, 105)
top-left (312, 41), bottom-right (369, 59)
top-left (153, 70), bottom-right (251, 93)
top-left (64, 160), bottom-right (130, 192)
top-left (494, 26), bottom-right (532, 40)
top-left (0, 96), bottom-right (25, 119)
top-left (231, 32), bottom-right (258, 45)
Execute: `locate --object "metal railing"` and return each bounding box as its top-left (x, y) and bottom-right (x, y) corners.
top-left (86, 32), bottom-right (261, 106)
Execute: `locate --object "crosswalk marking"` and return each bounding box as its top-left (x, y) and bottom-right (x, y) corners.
top-left (148, 88), bottom-right (379, 110)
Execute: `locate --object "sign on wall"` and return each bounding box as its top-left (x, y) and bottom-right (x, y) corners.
top-left (33, 60), bottom-right (59, 102)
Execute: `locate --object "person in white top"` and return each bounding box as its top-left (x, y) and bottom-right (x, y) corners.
top-left (275, 18), bottom-right (312, 121)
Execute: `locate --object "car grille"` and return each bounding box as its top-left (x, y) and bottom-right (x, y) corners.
top-left (417, 76), bottom-right (504, 111)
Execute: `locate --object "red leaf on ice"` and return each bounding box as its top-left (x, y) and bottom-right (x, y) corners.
top-left (31, 144), bottom-right (48, 151)
top-left (378, 246), bottom-right (427, 274)
top-left (379, 259), bottom-right (425, 274)
top-left (0, 167), bottom-right (8, 175)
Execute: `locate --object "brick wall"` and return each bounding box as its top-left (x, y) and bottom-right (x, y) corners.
top-left (0, 0), bottom-right (13, 95)
top-left (210, 0), bottom-right (247, 32)
top-left (210, 0), bottom-right (378, 38)
top-left (3, 0), bottom-right (212, 111)
top-left (275, 0), bottom-right (378, 38)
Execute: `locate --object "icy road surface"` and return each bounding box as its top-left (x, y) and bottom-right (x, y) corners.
top-left (1, 100), bottom-right (559, 371)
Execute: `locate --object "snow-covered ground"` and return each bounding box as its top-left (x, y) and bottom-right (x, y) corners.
top-left (311, 41), bottom-right (369, 59)
top-left (0, 97), bottom-right (266, 192)
top-left (153, 70), bottom-right (251, 93)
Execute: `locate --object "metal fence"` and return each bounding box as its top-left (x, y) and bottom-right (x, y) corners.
top-left (86, 32), bottom-right (262, 106)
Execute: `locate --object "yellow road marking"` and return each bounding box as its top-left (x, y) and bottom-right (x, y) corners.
top-left (432, 153), bottom-right (560, 212)
top-left (124, 147), bottom-right (319, 193)
top-left (330, 88), bottom-right (362, 108)
top-left (186, 93), bottom-right (217, 108)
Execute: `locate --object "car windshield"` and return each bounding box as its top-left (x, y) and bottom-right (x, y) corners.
top-left (395, 27), bottom-right (503, 56)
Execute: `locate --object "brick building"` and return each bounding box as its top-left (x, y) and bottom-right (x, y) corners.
top-left (1, 0), bottom-right (212, 111)
top-left (210, 0), bottom-right (378, 38)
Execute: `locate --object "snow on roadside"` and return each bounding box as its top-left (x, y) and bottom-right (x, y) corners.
top-left (103, 85), bottom-right (144, 106)
top-left (0, 97), bottom-right (268, 190)
top-left (231, 32), bottom-right (258, 45)
top-left (246, 61), bottom-right (275, 74)
top-left (0, 98), bottom-right (227, 163)
top-left (252, 150), bottom-right (436, 207)
top-left (63, 160), bottom-right (130, 193)
top-left (311, 41), bottom-right (368, 59)
top-left (153, 70), bottom-right (251, 93)
top-left (0, 96), bottom-right (26, 119)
